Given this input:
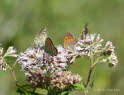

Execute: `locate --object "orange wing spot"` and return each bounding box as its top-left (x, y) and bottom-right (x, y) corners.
top-left (64, 32), bottom-right (74, 47)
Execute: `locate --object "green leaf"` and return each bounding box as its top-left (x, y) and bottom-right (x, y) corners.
top-left (16, 83), bottom-right (42, 95)
top-left (61, 91), bottom-right (70, 95)
top-left (73, 83), bottom-right (85, 90)
top-left (35, 88), bottom-right (47, 95)
top-left (89, 79), bottom-right (94, 89)
top-left (29, 92), bottom-right (42, 95)
top-left (16, 84), bottom-right (29, 95)
top-left (47, 88), bottom-right (58, 95)
top-left (4, 56), bottom-right (16, 68)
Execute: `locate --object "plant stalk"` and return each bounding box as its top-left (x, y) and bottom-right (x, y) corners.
top-left (84, 65), bottom-right (94, 95)
top-left (8, 65), bottom-right (17, 82)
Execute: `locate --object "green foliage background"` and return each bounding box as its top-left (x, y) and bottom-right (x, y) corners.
top-left (0, 0), bottom-right (123, 95)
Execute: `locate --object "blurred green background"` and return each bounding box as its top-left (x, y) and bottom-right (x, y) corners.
top-left (0, 0), bottom-right (123, 95)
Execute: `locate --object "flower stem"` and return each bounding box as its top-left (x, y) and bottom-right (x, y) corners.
top-left (84, 65), bottom-right (94, 95)
top-left (84, 49), bottom-right (94, 95)
top-left (8, 65), bottom-right (17, 82)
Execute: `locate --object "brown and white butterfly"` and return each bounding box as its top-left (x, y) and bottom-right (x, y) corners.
top-left (33, 27), bottom-right (47, 47)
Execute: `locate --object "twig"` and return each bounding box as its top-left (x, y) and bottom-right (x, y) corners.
top-left (84, 65), bottom-right (94, 95)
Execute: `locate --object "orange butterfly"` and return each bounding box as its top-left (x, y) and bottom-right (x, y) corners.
top-left (64, 32), bottom-right (78, 50)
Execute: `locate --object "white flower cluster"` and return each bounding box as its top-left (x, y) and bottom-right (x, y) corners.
top-left (75, 34), bottom-right (118, 66)
top-left (0, 47), bottom-right (7, 70)
top-left (100, 41), bottom-right (118, 66)
top-left (18, 45), bottom-right (81, 87)
top-left (75, 34), bottom-right (103, 56)
top-left (0, 46), bottom-right (17, 70)
top-left (50, 71), bottom-right (82, 89)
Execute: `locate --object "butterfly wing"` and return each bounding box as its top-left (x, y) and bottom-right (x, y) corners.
top-left (64, 32), bottom-right (77, 49)
top-left (44, 37), bottom-right (58, 56)
top-left (33, 27), bottom-right (47, 47)
top-left (64, 32), bottom-right (73, 48)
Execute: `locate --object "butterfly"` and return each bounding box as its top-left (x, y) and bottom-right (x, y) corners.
top-left (33, 27), bottom-right (57, 56)
top-left (64, 32), bottom-right (78, 50)
top-left (33, 27), bottom-right (47, 47)
top-left (44, 37), bottom-right (58, 56)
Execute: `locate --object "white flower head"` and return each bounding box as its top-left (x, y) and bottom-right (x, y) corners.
top-left (0, 46), bottom-right (17, 71)
top-left (5, 47), bottom-right (17, 57)
top-left (75, 34), bottom-right (103, 56)
top-left (0, 58), bottom-right (7, 71)
top-left (50, 71), bottom-right (82, 89)
top-left (104, 41), bottom-right (115, 53)
top-left (108, 52), bottom-right (118, 66)
top-left (100, 52), bottom-right (118, 67)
